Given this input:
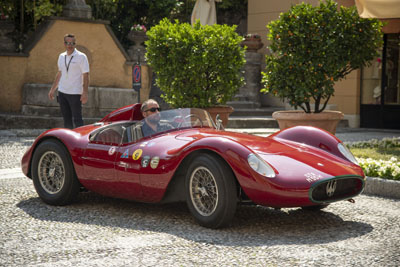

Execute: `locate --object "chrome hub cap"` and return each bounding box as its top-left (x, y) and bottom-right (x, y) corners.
top-left (38, 151), bottom-right (65, 194)
top-left (190, 167), bottom-right (218, 216)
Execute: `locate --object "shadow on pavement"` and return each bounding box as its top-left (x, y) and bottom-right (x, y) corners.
top-left (17, 192), bottom-right (373, 247)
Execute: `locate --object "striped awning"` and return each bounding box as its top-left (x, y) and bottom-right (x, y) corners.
top-left (355, 0), bottom-right (400, 18)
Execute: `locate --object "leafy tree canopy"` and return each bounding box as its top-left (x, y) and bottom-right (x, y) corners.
top-left (146, 19), bottom-right (245, 108)
top-left (261, 0), bottom-right (383, 113)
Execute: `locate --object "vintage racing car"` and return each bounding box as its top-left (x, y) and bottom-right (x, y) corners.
top-left (21, 104), bottom-right (365, 228)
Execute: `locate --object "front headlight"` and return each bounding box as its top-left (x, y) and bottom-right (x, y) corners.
top-left (247, 153), bottom-right (276, 178)
top-left (338, 143), bottom-right (359, 165)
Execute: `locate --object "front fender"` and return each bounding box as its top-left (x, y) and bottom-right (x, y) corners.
top-left (175, 136), bottom-right (265, 197)
top-left (270, 126), bottom-right (348, 161)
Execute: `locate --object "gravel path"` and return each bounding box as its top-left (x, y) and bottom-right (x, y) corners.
top-left (0, 137), bottom-right (35, 169)
top-left (1, 134), bottom-right (400, 266)
top-left (1, 177), bottom-right (399, 266)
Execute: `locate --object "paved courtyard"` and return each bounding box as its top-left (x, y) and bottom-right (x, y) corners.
top-left (0, 136), bottom-right (399, 266)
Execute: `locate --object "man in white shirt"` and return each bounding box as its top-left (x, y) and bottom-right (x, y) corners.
top-left (48, 34), bottom-right (90, 129)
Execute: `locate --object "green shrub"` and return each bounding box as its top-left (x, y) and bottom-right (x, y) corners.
top-left (146, 19), bottom-right (245, 108)
top-left (261, 0), bottom-right (383, 113)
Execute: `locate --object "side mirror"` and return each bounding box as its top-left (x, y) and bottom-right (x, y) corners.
top-left (215, 114), bottom-right (224, 130)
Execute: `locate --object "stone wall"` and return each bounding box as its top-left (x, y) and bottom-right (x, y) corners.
top-left (0, 17), bottom-right (133, 113)
top-left (21, 84), bottom-right (138, 118)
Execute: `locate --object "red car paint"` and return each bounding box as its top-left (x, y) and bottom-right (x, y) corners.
top-left (22, 105), bottom-right (365, 208)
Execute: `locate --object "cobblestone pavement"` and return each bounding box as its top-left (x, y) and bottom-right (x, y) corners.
top-left (1, 135), bottom-right (400, 266)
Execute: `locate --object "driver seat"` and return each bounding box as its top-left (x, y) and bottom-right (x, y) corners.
top-left (131, 124), bottom-right (143, 142)
top-left (97, 128), bottom-right (122, 144)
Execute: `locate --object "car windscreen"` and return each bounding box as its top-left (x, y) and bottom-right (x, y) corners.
top-left (138, 108), bottom-right (216, 137)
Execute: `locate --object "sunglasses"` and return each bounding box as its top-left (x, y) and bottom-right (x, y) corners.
top-left (64, 42), bottom-right (76, 46)
top-left (144, 107), bottom-right (160, 113)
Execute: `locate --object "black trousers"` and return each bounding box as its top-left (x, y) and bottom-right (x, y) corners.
top-left (58, 91), bottom-right (83, 129)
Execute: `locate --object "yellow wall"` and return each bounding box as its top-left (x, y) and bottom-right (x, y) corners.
top-left (0, 56), bottom-right (28, 112)
top-left (0, 18), bottom-right (131, 112)
top-left (248, 0), bottom-right (361, 125)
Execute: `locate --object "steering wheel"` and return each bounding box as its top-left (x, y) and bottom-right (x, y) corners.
top-left (177, 114), bottom-right (203, 128)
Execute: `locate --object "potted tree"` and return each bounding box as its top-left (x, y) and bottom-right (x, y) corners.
top-left (145, 19), bottom-right (245, 126)
top-left (261, 0), bottom-right (383, 133)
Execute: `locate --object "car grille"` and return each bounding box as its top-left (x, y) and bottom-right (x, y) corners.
top-left (310, 176), bottom-right (365, 203)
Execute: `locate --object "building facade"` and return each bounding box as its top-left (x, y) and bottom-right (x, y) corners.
top-left (248, 0), bottom-right (400, 129)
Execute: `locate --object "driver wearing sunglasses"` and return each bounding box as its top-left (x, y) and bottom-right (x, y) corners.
top-left (140, 99), bottom-right (172, 137)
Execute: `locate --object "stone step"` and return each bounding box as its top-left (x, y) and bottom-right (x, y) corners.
top-left (231, 107), bottom-right (283, 117)
top-left (227, 116), bottom-right (349, 129)
top-left (21, 104), bottom-right (118, 118)
top-left (227, 116), bottom-right (278, 128)
top-left (226, 101), bottom-right (260, 109)
top-left (21, 105), bottom-right (62, 117)
top-left (0, 113), bottom-right (349, 130)
top-left (21, 83), bottom-right (138, 118)
top-left (0, 113), bottom-right (100, 130)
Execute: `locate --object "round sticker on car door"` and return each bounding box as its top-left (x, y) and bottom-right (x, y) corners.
top-left (141, 156), bottom-right (150, 168)
top-left (108, 146), bottom-right (116, 156)
top-left (132, 149), bottom-right (143, 160)
top-left (150, 156), bottom-right (160, 169)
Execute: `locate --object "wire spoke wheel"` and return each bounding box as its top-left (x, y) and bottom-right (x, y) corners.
top-left (190, 167), bottom-right (218, 216)
top-left (32, 140), bottom-right (80, 206)
top-left (185, 154), bottom-right (237, 228)
top-left (38, 151), bottom-right (65, 194)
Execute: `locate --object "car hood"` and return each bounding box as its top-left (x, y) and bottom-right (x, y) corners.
top-left (179, 129), bottom-right (363, 180)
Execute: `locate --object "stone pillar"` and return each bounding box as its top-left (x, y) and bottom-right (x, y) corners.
top-left (63, 0), bottom-right (92, 19)
top-left (235, 36), bottom-right (264, 108)
top-left (127, 31), bottom-right (148, 64)
top-left (127, 30), bottom-right (151, 102)
top-left (239, 51), bottom-right (263, 106)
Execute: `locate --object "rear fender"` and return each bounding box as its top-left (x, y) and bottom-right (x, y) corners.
top-left (22, 129), bottom-right (86, 179)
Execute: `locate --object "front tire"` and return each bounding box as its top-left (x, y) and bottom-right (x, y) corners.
top-left (31, 139), bottom-right (80, 205)
top-left (185, 154), bottom-right (237, 228)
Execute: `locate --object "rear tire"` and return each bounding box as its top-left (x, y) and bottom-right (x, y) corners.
top-left (31, 139), bottom-right (80, 205)
top-left (185, 154), bottom-right (237, 228)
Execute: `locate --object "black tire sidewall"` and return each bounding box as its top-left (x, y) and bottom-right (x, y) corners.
top-left (31, 139), bottom-right (79, 205)
top-left (185, 154), bottom-right (237, 228)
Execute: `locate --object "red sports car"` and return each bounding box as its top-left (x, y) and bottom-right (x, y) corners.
top-left (21, 104), bottom-right (365, 228)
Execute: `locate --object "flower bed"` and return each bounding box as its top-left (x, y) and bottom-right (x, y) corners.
top-left (357, 157), bottom-right (400, 180)
top-left (345, 137), bottom-right (400, 180)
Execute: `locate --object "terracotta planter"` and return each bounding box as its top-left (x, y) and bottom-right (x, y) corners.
top-left (204, 106), bottom-right (234, 127)
top-left (272, 110), bottom-right (344, 134)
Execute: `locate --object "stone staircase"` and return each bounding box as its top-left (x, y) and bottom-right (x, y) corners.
top-left (0, 83), bottom-right (349, 130)
top-left (227, 106), bottom-right (349, 129)
top-left (0, 83), bottom-right (138, 129)
top-left (227, 107), bottom-right (281, 128)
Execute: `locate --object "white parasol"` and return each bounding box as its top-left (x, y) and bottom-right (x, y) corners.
top-left (355, 0), bottom-right (400, 18)
top-left (191, 0), bottom-right (222, 25)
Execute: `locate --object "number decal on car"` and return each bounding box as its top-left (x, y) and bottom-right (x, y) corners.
top-left (304, 172), bottom-right (323, 183)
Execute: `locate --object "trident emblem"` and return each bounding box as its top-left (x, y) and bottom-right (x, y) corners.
top-left (326, 180), bottom-right (337, 197)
